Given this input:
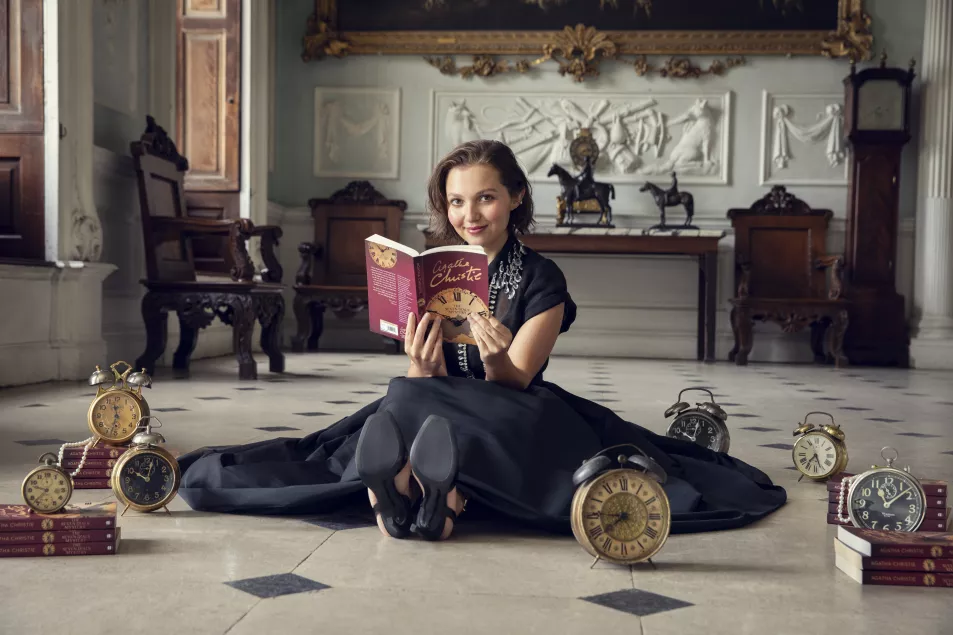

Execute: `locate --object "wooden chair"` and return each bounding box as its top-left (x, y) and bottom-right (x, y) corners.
top-left (292, 181), bottom-right (405, 354)
top-left (727, 185), bottom-right (849, 368)
top-left (130, 116), bottom-right (286, 380)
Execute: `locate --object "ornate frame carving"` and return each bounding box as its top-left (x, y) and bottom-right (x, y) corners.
top-left (303, 0), bottom-right (873, 82)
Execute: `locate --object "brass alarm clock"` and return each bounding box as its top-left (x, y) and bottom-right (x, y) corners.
top-left (21, 453), bottom-right (74, 514)
top-left (664, 388), bottom-right (730, 453)
top-left (87, 361), bottom-right (152, 446)
top-left (570, 444), bottom-right (671, 566)
top-left (838, 447), bottom-right (927, 533)
top-left (111, 417), bottom-right (180, 515)
top-left (791, 411), bottom-right (849, 482)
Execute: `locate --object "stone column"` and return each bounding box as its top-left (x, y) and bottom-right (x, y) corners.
top-left (58, 0), bottom-right (103, 262)
top-left (911, 0), bottom-right (953, 368)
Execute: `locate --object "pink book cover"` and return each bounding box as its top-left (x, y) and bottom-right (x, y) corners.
top-left (365, 235), bottom-right (489, 345)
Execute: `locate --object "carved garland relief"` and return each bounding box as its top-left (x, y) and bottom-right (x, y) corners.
top-left (434, 91), bottom-right (731, 184)
top-left (760, 92), bottom-right (848, 186)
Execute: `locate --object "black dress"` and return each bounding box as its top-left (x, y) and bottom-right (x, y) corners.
top-left (176, 234), bottom-right (786, 534)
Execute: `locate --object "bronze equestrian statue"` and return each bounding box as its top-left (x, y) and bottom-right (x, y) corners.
top-left (547, 156), bottom-right (615, 227)
top-left (640, 172), bottom-right (696, 231)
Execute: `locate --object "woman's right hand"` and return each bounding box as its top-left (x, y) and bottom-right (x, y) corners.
top-left (405, 312), bottom-right (447, 378)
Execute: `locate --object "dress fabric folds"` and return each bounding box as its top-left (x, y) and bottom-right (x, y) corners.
top-left (177, 235), bottom-right (786, 534)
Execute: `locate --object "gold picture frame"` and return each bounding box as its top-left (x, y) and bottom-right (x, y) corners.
top-left (303, 0), bottom-right (873, 81)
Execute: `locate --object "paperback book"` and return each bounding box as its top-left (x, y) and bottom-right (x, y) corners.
top-left (364, 234), bottom-right (489, 345)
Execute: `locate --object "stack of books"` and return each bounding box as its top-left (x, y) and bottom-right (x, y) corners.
top-left (826, 473), bottom-right (950, 531)
top-left (835, 525), bottom-right (952, 587)
top-left (65, 440), bottom-right (128, 490)
top-left (0, 502), bottom-right (120, 557)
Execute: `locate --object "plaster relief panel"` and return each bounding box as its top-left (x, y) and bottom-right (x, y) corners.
top-left (93, 0), bottom-right (139, 116)
top-left (760, 91), bottom-right (847, 186)
top-left (432, 91), bottom-right (732, 184)
top-left (313, 87), bottom-right (401, 180)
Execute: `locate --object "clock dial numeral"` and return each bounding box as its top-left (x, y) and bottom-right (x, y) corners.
top-left (648, 512), bottom-right (662, 521)
top-left (643, 525), bottom-right (658, 540)
top-left (436, 295), bottom-right (447, 305)
top-left (589, 525), bottom-right (604, 539)
top-left (602, 536), bottom-right (613, 552)
top-left (602, 483), bottom-right (613, 495)
top-left (453, 290), bottom-right (461, 302)
top-left (618, 478), bottom-right (628, 491)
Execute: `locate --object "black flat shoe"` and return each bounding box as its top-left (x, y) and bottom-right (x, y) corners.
top-left (355, 411), bottom-right (417, 539)
top-left (408, 414), bottom-right (460, 541)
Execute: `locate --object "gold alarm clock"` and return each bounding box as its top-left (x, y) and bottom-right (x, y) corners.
top-left (791, 411), bottom-right (849, 482)
top-left (21, 453), bottom-right (74, 514)
top-left (425, 287), bottom-right (490, 345)
top-left (111, 417), bottom-right (180, 515)
top-left (570, 445), bottom-right (671, 566)
top-left (87, 361), bottom-right (152, 446)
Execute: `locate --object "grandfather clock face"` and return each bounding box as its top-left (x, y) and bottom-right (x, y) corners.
top-left (856, 80), bottom-right (905, 131)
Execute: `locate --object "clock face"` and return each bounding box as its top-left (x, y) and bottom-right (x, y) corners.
top-left (23, 468), bottom-right (71, 513)
top-left (574, 469), bottom-right (670, 564)
top-left (792, 433), bottom-right (839, 478)
top-left (367, 242), bottom-right (398, 269)
top-left (857, 79), bottom-right (905, 131)
top-left (116, 452), bottom-right (178, 510)
top-left (89, 391), bottom-right (143, 442)
top-left (425, 287), bottom-right (490, 345)
top-left (667, 413), bottom-right (724, 451)
top-left (848, 469), bottom-right (925, 532)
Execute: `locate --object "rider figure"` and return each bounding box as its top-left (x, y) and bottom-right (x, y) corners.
top-left (665, 172), bottom-right (679, 201)
top-left (575, 155), bottom-right (595, 200)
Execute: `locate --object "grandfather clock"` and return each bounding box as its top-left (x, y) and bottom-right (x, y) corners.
top-left (842, 55), bottom-right (916, 366)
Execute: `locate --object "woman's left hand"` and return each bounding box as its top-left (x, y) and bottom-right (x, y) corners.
top-left (468, 313), bottom-right (513, 368)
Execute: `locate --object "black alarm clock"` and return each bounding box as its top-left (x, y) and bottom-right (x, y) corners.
top-left (664, 388), bottom-right (730, 452)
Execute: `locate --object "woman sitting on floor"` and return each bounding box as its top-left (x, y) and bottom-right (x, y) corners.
top-left (176, 139), bottom-right (787, 541)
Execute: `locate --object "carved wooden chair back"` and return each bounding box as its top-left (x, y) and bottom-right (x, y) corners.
top-left (130, 116), bottom-right (196, 284)
top-left (305, 182), bottom-right (405, 287)
top-left (728, 187), bottom-right (835, 301)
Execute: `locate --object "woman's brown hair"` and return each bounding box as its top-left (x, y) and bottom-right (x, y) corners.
top-left (427, 140), bottom-right (535, 245)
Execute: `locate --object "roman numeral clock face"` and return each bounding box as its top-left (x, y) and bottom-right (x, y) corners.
top-left (425, 287), bottom-right (489, 344)
top-left (793, 433), bottom-right (837, 478)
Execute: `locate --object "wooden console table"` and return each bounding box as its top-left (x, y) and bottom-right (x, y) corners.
top-left (520, 229), bottom-right (725, 363)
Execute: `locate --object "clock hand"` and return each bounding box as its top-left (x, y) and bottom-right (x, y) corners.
top-left (883, 486), bottom-right (912, 508)
top-left (877, 488), bottom-right (889, 506)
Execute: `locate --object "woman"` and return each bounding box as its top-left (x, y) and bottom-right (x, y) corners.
top-left (176, 140), bottom-right (786, 541)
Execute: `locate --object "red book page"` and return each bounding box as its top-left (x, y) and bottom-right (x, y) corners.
top-left (365, 238), bottom-right (420, 341)
top-left (416, 248), bottom-right (489, 345)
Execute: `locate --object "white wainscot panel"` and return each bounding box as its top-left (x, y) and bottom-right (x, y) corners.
top-left (432, 90), bottom-right (732, 185)
top-left (760, 91), bottom-right (847, 186)
top-left (313, 87), bottom-right (401, 180)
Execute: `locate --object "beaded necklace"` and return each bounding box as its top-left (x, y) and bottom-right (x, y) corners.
top-left (457, 240), bottom-right (525, 379)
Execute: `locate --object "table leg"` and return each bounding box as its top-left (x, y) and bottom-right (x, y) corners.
top-left (697, 256), bottom-right (705, 361)
top-left (704, 251), bottom-right (718, 363)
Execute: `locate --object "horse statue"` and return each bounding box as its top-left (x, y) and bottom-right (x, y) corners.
top-left (639, 172), bottom-right (696, 231)
top-left (547, 161), bottom-right (615, 227)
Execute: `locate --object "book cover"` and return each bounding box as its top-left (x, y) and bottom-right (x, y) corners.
top-left (834, 538), bottom-right (953, 573)
top-left (829, 473), bottom-right (947, 497)
top-left (827, 502), bottom-right (950, 522)
top-left (827, 513), bottom-right (949, 532)
top-left (72, 479), bottom-right (112, 490)
top-left (837, 525), bottom-right (953, 558)
top-left (61, 458), bottom-right (117, 469)
top-left (0, 502), bottom-right (116, 532)
top-left (828, 490), bottom-right (947, 509)
top-left (0, 529), bottom-right (120, 558)
top-left (0, 529), bottom-right (116, 545)
top-left (835, 554), bottom-right (953, 587)
top-left (365, 234), bottom-right (489, 344)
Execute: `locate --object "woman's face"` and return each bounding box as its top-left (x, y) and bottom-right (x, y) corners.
top-left (445, 164), bottom-right (522, 259)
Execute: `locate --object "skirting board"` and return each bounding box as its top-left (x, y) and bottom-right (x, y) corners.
top-left (0, 340), bottom-right (108, 388)
top-left (909, 337), bottom-right (953, 370)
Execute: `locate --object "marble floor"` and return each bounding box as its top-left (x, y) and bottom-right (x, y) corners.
top-left (1, 353), bottom-right (952, 635)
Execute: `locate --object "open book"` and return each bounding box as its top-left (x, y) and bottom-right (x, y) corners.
top-left (365, 234), bottom-right (490, 345)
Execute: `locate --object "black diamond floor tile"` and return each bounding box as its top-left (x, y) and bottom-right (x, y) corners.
top-left (235, 387), bottom-right (263, 391)
top-left (937, 401), bottom-right (953, 406)
top-left (256, 426), bottom-right (301, 432)
top-left (760, 443), bottom-right (795, 450)
top-left (580, 588), bottom-right (693, 617)
top-left (728, 413), bottom-right (760, 418)
top-left (591, 390), bottom-right (617, 394)
top-left (294, 412), bottom-right (331, 417)
top-left (20, 403), bottom-right (48, 408)
top-left (717, 402), bottom-right (741, 407)
top-left (371, 382), bottom-right (390, 386)
top-left (902, 392), bottom-right (929, 397)
top-left (303, 513), bottom-right (376, 531)
top-left (815, 397), bottom-right (844, 401)
top-left (225, 573), bottom-right (329, 599)
top-left (897, 432), bottom-right (941, 438)
top-left (351, 391), bottom-right (378, 394)
top-left (838, 406), bottom-right (872, 411)
top-left (594, 399), bottom-right (619, 403)
top-left (784, 466), bottom-right (799, 470)
top-left (326, 400), bottom-right (358, 405)
top-left (16, 438), bottom-right (67, 446)
top-left (797, 389), bottom-right (823, 393)
top-left (866, 417), bottom-right (904, 423)
top-left (741, 426), bottom-right (781, 432)
top-left (782, 382), bottom-right (805, 386)
top-left (197, 396), bottom-right (230, 401)
top-left (266, 378), bottom-right (290, 383)
top-left (942, 451), bottom-right (953, 456)
top-left (154, 407), bottom-right (189, 412)
top-left (590, 383), bottom-right (613, 387)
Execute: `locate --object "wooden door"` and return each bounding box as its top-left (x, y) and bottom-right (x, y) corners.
top-left (0, 0), bottom-right (44, 260)
top-left (175, 0), bottom-right (241, 274)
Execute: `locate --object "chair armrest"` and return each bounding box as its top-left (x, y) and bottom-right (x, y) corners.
top-left (814, 255), bottom-right (844, 300)
top-left (295, 242), bottom-right (323, 285)
top-left (248, 224), bottom-right (283, 283)
top-left (735, 257), bottom-right (751, 299)
top-left (151, 217), bottom-right (239, 236)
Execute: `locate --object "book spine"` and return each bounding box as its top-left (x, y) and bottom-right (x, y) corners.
top-left (861, 557), bottom-right (953, 573)
top-left (0, 540), bottom-right (117, 558)
top-left (867, 544), bottom-right (953, 558)
top-left (414, 258), bottom-right (425, 317)
top-left (828, 476), bottom-right (947, 497)
top-left (62, 448), bottom-right (127, 459)
top-left (827, 502), bottom-right (949, 521)
top-left (72, 479), bottom-right (112, 489)
top-left (861, 571), bottom-right (953, 587)
top-left (827, 493), bottom-right (947, 509)
top-left (61, 458), bottom-right (116, 469)
top-left (67, 468), bottom-right (113, 479)
top-left (826, 514), bottom-right (949, 532)
top-left (0, 517), bottom-right (115, 532)
top-left (0, 529), bottom-right (116, 545)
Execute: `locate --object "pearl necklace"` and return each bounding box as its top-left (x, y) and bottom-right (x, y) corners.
top-left (458, 242), bottom-right (525, 379)
top-left (836, 476), bottom-right (856, 524)
top-left (57, 437), bottom-right (97, 477)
